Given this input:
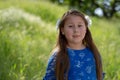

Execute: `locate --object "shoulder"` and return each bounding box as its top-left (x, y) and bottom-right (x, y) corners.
top-left (43, 52), bottom-right (57, 80)
top-left (85, 47), bottom-right (94, 54)
top-left (48, 49), bottom-right (58, 64)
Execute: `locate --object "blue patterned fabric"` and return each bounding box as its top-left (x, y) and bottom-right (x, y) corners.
top-left (43, 47), bottom-right (98, 80)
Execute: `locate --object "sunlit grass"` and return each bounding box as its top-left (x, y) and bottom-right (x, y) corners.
top-left (0, 5), bottom-right (57, 79)
top-left (0, 0), bottom-right (67, 25)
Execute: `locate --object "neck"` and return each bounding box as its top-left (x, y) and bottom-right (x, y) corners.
top-left (67, 43), bottom-right (86, 50)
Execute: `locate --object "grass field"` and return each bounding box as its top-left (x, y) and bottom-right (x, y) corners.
top-left (0, 0), bottom-right (120, 80)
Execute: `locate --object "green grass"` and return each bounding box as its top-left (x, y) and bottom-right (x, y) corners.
top-left (0, 0), bottom-right (120, 80)
top-left (91, 17), bottom-right (120, 80)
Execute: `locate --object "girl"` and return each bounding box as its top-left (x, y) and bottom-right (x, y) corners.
top-left (43, 9), bottom-right (104, 80)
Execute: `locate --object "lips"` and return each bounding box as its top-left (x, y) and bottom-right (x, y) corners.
top-left (73, 35), bottom-right (80, 38)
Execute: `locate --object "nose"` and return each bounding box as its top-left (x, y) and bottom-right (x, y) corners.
top-left (74, 27), bottom-right (78, 33)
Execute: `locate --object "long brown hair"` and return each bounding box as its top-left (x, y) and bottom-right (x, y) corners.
top-left (54, 9), bottom-right (103, 80)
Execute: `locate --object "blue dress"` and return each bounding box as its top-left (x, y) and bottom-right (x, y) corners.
top-left (43, 47), bottom-right (97, 80)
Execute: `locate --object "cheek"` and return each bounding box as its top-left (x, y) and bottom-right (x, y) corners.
top-left (80, 28), bottom-right (86, 37)
top-left (65, 30), bottom-right (72, 36)
top-left (81, 29), bottom-right (86, 34)
top-left (64, 29), bottom-right (73, 38)
top-left (82, 31), bottom-right (86, 37)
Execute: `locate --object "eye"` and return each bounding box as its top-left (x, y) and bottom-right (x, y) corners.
top-left (68, 25), bottom-right (73, 28)
top-left (78, 25), bottom-right (82, 27)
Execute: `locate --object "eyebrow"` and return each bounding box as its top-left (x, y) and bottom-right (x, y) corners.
top-left (66, 22), bottom-right (84, 24)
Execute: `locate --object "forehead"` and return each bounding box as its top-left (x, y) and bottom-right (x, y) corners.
top-left (65, 15), bottom-right (85, 23)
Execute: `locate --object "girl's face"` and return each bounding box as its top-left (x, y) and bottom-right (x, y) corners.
top-left (61, 15), bottom-right (86, 46)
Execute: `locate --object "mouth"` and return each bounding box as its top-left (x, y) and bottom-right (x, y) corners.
top-left (73, 35), bottom-right (80, 38)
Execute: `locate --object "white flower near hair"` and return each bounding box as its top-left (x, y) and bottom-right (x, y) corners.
top-left (56, 15), bottom-right (92, 29)
top-left (56, 19), bottom-right (61, 30)
top-left (85, 15), bottom-right (92, 27)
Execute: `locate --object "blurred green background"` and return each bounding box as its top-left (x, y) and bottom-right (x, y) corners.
top-left (0, 0), bottom-right (120, 80)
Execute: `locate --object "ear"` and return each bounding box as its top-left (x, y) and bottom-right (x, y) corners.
top-left (85, 29), bottom-right (87, 33)
top-left (61, 27), bottom-right (64, 35)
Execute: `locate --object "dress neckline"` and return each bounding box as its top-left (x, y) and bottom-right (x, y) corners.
top-left (67, 47), bottom-right (88, 52)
